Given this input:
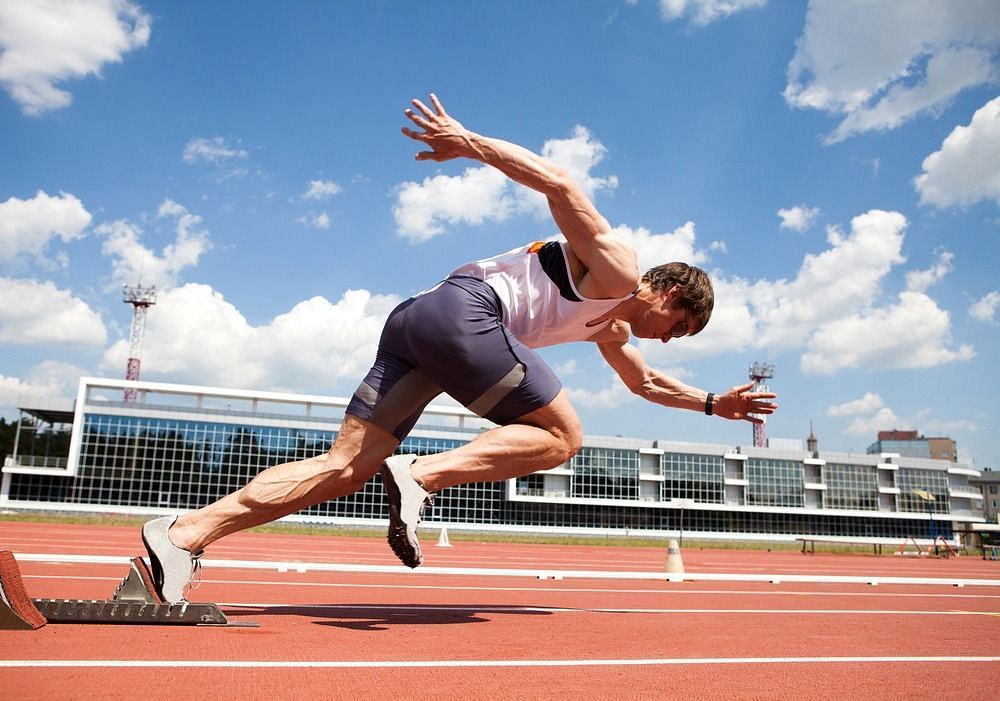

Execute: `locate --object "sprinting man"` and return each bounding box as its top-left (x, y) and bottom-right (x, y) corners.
top-left (142, 94), bottom-right (778, 602)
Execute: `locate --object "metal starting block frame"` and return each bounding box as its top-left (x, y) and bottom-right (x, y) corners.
top-left (0, 549), bottom-right (243, 630)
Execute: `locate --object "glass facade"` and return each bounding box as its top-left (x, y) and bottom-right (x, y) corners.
top-left (570, 448), bottom-right (638, 500)
top-left (746, 458), bottom-right (803, 508)
top-left (823, 463), bottom-right (879, 511)
top-left (895, 468), bottom-right (950, 514)
top-left (661, 452), bottom-right (724, 503)
top-left (1, 379), bottom-right (983, 542)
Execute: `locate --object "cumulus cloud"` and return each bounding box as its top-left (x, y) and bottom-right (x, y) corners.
top-left (843, 407), bottom-right (907, 436)
top-left (826, 392), bottom-right (884, 417)
top-left (0, 190), bottom-right (91, 266)
top-left (393, 125), bottom-right (617, 242)
top-left (182, 136), bottom-right (248, 165)
top-left (97, 200), bottom-right (211, 289)
top-left (634, 209), bottom-right (972, 377)
top-left (914, 96), bottom-right (1000, 208)
top-left (0, 0), bottom-right (150, 115)
top-left (297, 212), bottom-right (330, 230)
top-left (801, 290), bottom-right (974, 374)
top-left (777, 205), bottom-right (820, 232)
top-left (100, 283), bottom-right (400, 393)
top-left (566, 373), bottom-right (635, 409)
top-left (611, 220), bottom-right (710, 273)
top-left (0, 277), bottom-right (106, 346)
top-left (302, 179), bottom-right (342, 200)
top-left (905, 249), bottom-right (953, 292)
top-left (785, 1), bottom-right (1000, 143)
top-left (970, 290), bottom-right (1000, 322)
top-left (658, 0), bottom-right (766, 26)
top-left (0, 361), bottom-right (88, 412)
top-left (755, 210), bottom-right (907, 350)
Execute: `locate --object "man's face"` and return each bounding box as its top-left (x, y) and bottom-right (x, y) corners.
top-left (632, 285), bottom-right (692, 344)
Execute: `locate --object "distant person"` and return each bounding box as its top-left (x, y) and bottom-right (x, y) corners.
top-left (142, 94), bottom-right (778, 603)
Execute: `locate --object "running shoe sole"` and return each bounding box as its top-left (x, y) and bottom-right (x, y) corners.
top-left (380, 454), bottom-right (432, 568)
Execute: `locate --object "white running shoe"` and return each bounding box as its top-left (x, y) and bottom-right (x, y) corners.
top-left (141, 516), bottom-right (202, 603)
top-left (380, 454), bottom-right (434, 568)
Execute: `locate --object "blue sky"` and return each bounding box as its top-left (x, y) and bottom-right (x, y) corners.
top-left (1, 1), bottom-right (999, 466)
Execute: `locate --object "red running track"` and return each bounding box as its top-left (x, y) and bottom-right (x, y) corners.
top-left (2, 521), bottom-right (999, 700)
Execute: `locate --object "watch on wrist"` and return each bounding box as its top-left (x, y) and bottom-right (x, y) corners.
top-left (705, 392), bottom-right (715, 416)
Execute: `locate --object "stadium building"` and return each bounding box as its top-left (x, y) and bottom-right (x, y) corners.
top-left (1, 377), bottom-right (986, 545)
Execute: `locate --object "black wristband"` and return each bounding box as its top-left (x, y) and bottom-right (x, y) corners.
top-left (705, 392), bottom-right (715, 416)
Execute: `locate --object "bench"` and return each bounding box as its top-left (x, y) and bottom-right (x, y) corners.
top-left (797, 537), bottom-right (885, 555)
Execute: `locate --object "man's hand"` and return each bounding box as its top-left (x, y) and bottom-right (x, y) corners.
top-left (401, 93), bottom-right (481, 163)
top-left (714, 381), bottom-right (778, 424)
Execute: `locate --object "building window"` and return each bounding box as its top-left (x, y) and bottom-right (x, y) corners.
top-left (746, 458), bottom-right (804, 508)
top-left (823, 463), bottom-right (878, 511)
top-left (895, 467), bottom-right (949, 514)
top-left (570, 447), bottom-right (638, 500)
top-left (661, 452), bottom-right (724, 503)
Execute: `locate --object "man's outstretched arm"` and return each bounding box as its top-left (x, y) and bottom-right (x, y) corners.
top-left (596, 334), bottom-right (779, 421)
top-left (402, 94), bottom-right (638, 298)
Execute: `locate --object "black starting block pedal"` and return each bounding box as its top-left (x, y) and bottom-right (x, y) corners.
top-left (0, 549), bottom-right (253, 629)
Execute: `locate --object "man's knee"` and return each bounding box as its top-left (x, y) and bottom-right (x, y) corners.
top-left (550, 414), bottom-right (583, 463)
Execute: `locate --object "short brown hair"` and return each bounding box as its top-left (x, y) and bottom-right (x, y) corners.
top-left (641, 262), bottom-right (714, 334)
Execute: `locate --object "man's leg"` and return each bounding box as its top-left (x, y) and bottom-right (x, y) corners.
top-left (412, 389), bottom-right (581, 491)
top-left (380, 390), bottom-right (581, 568)
top-left (144, 415), bottom-right (399, 601)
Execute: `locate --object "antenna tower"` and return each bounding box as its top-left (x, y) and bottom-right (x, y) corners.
top-left (122, 284), bottom-right (157, 402)
top-left (748, 361), bottom-right (774, 448)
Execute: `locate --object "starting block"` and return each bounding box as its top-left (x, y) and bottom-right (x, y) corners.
top-left (0, 549), bottom-right (244, 630)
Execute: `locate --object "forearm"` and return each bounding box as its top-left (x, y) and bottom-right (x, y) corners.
top-left (462, 131), bottom-right (572, 201)
top-left (632, 370), bottom-right (712, 414)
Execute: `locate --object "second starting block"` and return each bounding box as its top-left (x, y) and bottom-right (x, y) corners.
top-left (0, 549), bottom-right (250, 630)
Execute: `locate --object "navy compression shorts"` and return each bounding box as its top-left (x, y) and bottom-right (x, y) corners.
top-left (345, 276), bottom-right (562, 441)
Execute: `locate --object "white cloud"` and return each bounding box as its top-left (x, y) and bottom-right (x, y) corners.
top-left (635, 209), bottom-right (971, 377)
top-left (970, 290), bottom-right (1000, 322)
top-left (393, 125), bottom-right (617, 242)
top-left (566, 373), bottom-right (634, 409)
top-left (801, 290), bottom-right (975, 374)
top-left (0, 190), bottom-right (92, 266)
top-left (394, 166), bottom-right (512, 242)
top-left (0, 0), bottom-right (150, 115)
top-left (0, 277), bottom-right (106, 346)
top-left (302, 180), bottom-right (342, 200)
top-left (914, 96), bottom-right (1000, 208)
top-left (297, 212), bottom-right (331, 229)
top-left (659, 0), bottom-right (766, 26)
top-left (826, 392), bottom-right (883, 417)
top-left (0, 361), bottom-right (87, 412)
top-left (755, 210), bottom-right (907, 350)
top-left (182, 136), bottom-right (249, 164)
top-left (784, 1), bottom-right (1000, 143)
top-left (843, 407), bottom-right (907, 436)
top-left (777, 205), bottom-right (820, 232)
top-left (905, 249), bottom-right (953, 292)
top-left (100, 283), bottom-right (400, 393)
top-left (97, 200), bottom-right (211, 289)
top-left (611, 220), bottom-right (710, 273)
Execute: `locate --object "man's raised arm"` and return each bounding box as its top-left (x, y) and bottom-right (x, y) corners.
top-left (402, 94), bottom-right (638, 298)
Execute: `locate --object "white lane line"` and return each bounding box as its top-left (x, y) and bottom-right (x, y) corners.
top-left (215, 603), bottom-right (999, 617)
top-left (14, 553), bottom-right (1000, 587)
top-left (2, 656), bottom-right (1000, 669)
top-left (20, 574), bottom-right (1000, 600)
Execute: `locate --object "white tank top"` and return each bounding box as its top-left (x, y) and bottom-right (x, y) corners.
top-left (449, 241), bottom-right (635, 349)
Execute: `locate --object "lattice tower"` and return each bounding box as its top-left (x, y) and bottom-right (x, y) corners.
top-left (748, 361), bottom-right (774, 448)
top-left (122, 284), bottom-right (157, 402)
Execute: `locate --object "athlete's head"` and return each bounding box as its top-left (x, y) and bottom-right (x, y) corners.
top-left (641, 262), bottom-right (714, 335)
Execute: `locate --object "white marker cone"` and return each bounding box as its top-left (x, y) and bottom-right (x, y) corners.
top-left (436, 527), bottom-right (452, 548)
top-left (665, 539), bottom-right (684, 574)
